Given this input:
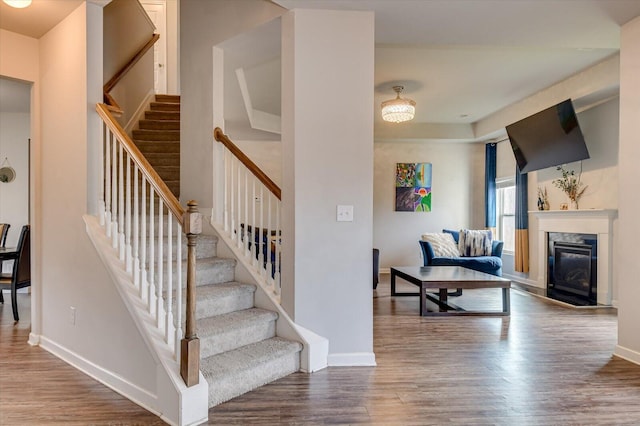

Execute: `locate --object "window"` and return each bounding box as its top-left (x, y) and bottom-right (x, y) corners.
top-left (496, 178), bottom-right (515, 253)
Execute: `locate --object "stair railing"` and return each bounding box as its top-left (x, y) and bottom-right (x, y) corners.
top-left (96, 103), bottom-right (201, 387)
top-left (213, 127), bottom-right (282, 297)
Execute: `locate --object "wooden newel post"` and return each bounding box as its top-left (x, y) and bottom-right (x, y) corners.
top-left (181, 200), bottom-right (202, 386)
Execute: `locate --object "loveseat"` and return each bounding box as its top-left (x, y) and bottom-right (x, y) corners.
top-left (419, 229), bottom-right (503, 277)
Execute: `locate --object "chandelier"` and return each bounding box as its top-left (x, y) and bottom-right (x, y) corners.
top-left (381, 85), bottom-right (416, 123)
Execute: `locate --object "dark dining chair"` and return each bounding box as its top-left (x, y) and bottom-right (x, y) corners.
top-left (0, 223), bottom-right (9, 247)
top-left (0, 225), bottom-right (30, 321)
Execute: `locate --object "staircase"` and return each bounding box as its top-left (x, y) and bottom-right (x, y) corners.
top-left (131, 97), bottom-right (302, 407)
top-left (133, 94), bottom-right (181, 198)
top-left (176, 230), bottom-right (302, 407)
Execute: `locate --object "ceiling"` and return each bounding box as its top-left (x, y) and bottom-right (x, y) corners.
top-left (220, 0), bottom-right (640, 141)
top-left (0, 0), bottom-right (83, 39)
top-left (2, 0), bottom-right (640, 141)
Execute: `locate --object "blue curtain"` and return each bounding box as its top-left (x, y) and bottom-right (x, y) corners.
top-left (485, 143), bottom-right (497, 229)
top-left (515, 166), bottom-right (529, 272)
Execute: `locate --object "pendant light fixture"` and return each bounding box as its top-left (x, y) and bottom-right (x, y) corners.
top-left (3, 0), bottom-right (32, 8)
top-left (381, 85), bottom-right (416, 123)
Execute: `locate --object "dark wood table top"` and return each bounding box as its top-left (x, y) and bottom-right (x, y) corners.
top-left (391, 266), bottom-right (510, 286)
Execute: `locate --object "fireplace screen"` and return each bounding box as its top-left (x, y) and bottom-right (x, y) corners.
top-left (547, 233), bottom-right (597, 306)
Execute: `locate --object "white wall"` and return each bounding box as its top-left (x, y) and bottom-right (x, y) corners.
top-left (32, 3), bottom-right (167, 413)
top-left (281, 9), bottom-right (375, 365)
top-left (615, 15), bottom-right (640, 364)
top-left (374, 141), bottom-right (485, 268)
top-left (0, 112), bottom-right (30, 248)
top-left (180, 0), bottom-right (285, 207)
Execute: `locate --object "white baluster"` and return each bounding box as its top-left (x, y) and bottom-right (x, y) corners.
top-left (259, 186), bottom-right (264, 273)
top-left (125, 153), bottom-right (132, 273)
top-left (157, 201), bottom-right (164, 330)
top-left (140, 179), bottom-right (148, 303)
top-left (275, 199), bottom-right (281, 296)
top-left (230, 156), bottom-right (235, 240)
top-left (149, 189), bottom-right (156, 316)
top-left (166, 214), bottom-right (174, 345)
top-left (99, 124), bottom-right (106, 226)
top-left (267, 192), bottom-right (273, 287)
top-left (175, 223), bottom-right (183, 357)
top-left (223, 148), bottom-right (229, 232)
top-left (118, 143), bottom-right (125, 260)
top-left (104, 130), bottom-right (112, 234)
top-left (244, 168), bottom-right (249, 256)
top-left (236, 161), bottom-right (242, 250)
top-left (133, 165), bottom-right (140, 290)
top-left (111, 134), bottom-right (118, 247)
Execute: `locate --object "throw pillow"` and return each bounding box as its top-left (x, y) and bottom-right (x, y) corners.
top-left (421, 233), bottom-right (459, 257)
top-left (458, 229), bottom-right (493, 257)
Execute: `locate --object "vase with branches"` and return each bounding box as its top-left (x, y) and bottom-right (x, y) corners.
top-left (552, 165), bottom-right (587, 209)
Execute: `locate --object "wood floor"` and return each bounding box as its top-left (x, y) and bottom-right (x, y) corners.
top-left (3, 276), bottom-right (640, 425)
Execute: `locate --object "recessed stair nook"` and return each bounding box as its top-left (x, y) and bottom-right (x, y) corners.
top-left (531, 209), bottom-right (618, 306)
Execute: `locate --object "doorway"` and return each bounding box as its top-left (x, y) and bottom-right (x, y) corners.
top-left (0, 77), bottom-right (32, 317)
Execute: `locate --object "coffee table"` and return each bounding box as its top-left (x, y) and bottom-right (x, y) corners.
top-left (390, 266), bottom-right (511, 316)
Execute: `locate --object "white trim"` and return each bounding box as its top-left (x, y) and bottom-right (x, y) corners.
top-left (38, 335), bottom-right (161, 417)
top-left (502, 273), bottom-right (538, 288)
top-left (380, 267), bottom-right (391, 274)
top-left (614, 344), bottom-right (640, 366)
top-left (327, 352), bottom-right (377, 367)
top-left (28, 332), bottom-right (40, 346)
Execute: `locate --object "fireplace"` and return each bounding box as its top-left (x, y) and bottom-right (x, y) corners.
top-left (547, 233), bottom-right (597, 306)
top-left (532, 209), bottom-right (616, 306)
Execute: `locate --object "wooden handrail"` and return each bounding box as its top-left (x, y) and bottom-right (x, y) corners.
top-left (104, 33), bottom-right (160, 95)
top-left (96, 103), bottom-right (185, 222)
top-left (213, 127), bottom-right (281, 200)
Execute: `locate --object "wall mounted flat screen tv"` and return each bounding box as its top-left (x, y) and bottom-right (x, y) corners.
top-left (506, 99), bottom-right (590, 173)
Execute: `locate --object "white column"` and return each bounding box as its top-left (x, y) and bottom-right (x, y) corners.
top-left (281, 9), bottom-right (375, 366)
top-left (615, 15), bottom-right (640, 365)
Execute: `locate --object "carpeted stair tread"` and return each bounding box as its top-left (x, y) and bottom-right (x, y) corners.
top-left (198, 308), bottom-right (278, 358)
top-left (201, 337), bottom-right (302, 407)
top-left (194, 282), bottom-right (256, 317)
top-left (133, 129), bottom-right (180, 141)
top-left (134, 140), bottom-right (180, 153)
top-left (155, 94), bottom-right (180, 103)
top-left (141, 153), bottom-right (179, 167)
top-left (149, 101), bottom-right (180, 111)
top-left (145, 110), bottom-right (180, 120)
top-left (138, 120), bottom-right (180, 131)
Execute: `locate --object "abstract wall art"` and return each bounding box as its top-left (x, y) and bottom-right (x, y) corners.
top-left (395, 162), bottom-right (432, 212)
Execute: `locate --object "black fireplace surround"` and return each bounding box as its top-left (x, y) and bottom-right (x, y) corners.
top-left (547, 232), bottom-right (598, 306)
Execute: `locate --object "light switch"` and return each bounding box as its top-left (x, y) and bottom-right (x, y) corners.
top-left (337, 205), bottom-right (354, 222)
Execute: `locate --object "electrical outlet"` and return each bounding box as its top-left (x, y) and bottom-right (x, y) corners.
top-left (70, 306), bottom-right (76, 326)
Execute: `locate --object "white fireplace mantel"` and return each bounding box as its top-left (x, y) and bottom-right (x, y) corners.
top-left (530, 209), bottom-right (618, 305)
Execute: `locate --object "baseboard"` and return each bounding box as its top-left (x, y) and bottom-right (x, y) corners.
top-left (327, 352), bottom-right (377, 367)
top-left (502, 273), bottom-right (539, 288)
top-left (380, 267), bottom-right (390, 274)
top-left (28, 332), bottom-right (40, 346)
top-left (614, 344), bottom-right (640, 366)
top-left (39, 335), bottom-right (162, 417)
